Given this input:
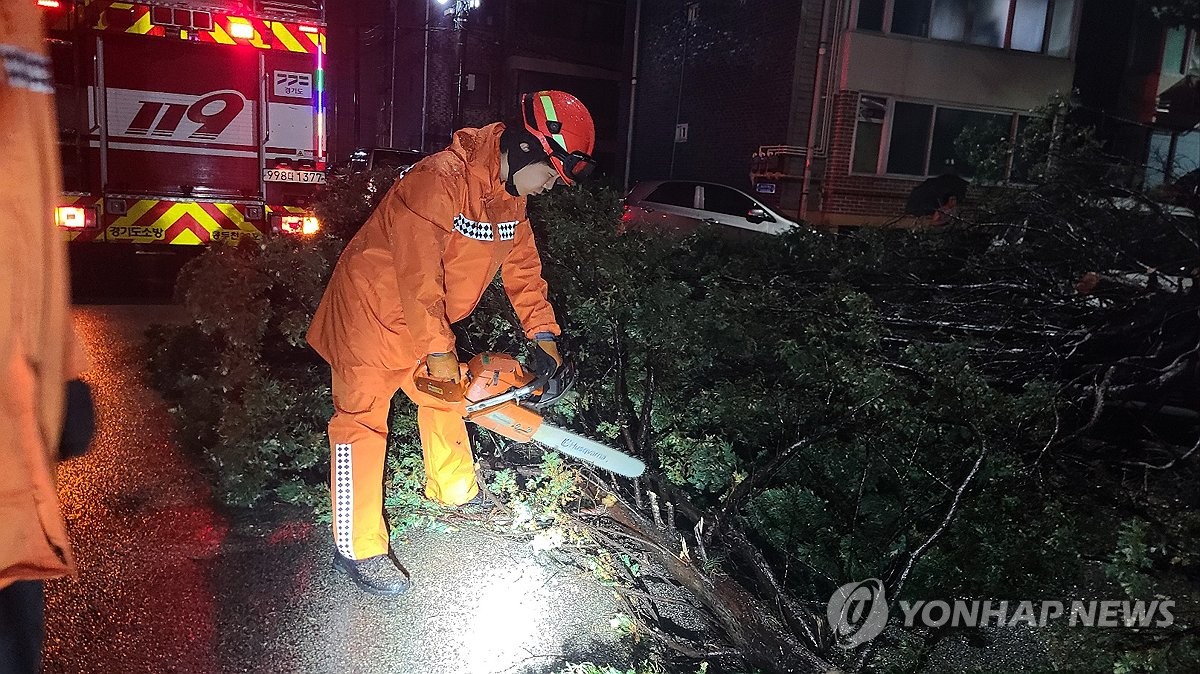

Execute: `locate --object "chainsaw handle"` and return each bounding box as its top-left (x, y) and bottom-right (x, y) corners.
top-left (463, 374), bottom-right (546, 415)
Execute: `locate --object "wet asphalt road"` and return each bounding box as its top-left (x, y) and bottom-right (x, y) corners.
top-left (43, 305), bottom-right (627, 674)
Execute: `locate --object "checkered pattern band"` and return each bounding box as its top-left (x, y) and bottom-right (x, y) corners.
top-left (333, 443), bottom-right (355, 559)
top-left (453, 214), bottom-right (519, 242)
top-left (1, 44), bottom-right (52, 95)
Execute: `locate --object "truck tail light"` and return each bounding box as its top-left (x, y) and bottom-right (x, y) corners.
top-left (276, 214), bottom-right (320, 236)
top-left (36, 0), bottom-right (62, 8)
top-left (228, 18), bottom-right (254, 39)
top-left (56, 206), bottom-right (94, 229)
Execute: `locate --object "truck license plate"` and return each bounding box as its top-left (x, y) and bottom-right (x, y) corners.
top-left (263, 168), bottom-right (326, 184)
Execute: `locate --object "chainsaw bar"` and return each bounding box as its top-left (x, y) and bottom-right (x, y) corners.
top-left (531, 423), bottom-right (646, 478)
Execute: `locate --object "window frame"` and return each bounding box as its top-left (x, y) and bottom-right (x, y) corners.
top-left (851, 94), bottom-right (889, 174)
top-left (1163, 27), bottom-right (1189, 75)
top-left (849, 93), bottom-right (1025, 180)
top-left (1187, 29), bottom-right (1200, 75)
top-left (850, 0), bottom-right (1077, 58)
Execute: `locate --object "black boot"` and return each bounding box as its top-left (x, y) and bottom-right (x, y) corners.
top-left (456, 490), bottom-right (496, 516)
top-left (332, 552), bottom-right (412, 597)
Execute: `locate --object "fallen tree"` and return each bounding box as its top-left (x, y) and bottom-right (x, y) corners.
top-left (148, 109), bottom-right (1200, 671)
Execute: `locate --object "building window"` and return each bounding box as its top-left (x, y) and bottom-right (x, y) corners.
top-left (929, 0), bottom-right (1008, 48)
top-left (891, 0), bottom-right (932, 37)
top-left (857, 0), bottom-right (886, 32)
top-left (852, 94), bottom-right (1022, 178)
top-left (1010, 0), bottom-right (1050, 52)
top-left (1164, 27), bottom-right (1189, 75)
top-left (675, 123), bottom-right (689, 143)
top-left (853, 96), bottom-right (888, 172)
top-left (1188, 31), bottom-right (1200, 75)
top-left (1045, 0), bottom-right (1075, 56)
top-left (856, 0), bottom-right (1076, 56)
top-left (887, 102), bottom-right (934, 175)
top-left (928, 107), bottom-right (1011, 174)
top-left (1147, 129), bottom-right (1200, 188)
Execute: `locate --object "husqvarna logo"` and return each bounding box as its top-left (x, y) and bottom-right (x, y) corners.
top-left (107, 87), bottom-right (254, 148)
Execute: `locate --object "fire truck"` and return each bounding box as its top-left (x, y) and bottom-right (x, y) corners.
top-left (41, 0), bottom-right (327, 249)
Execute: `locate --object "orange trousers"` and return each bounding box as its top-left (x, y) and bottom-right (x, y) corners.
top-left (328, 362), bottom-right (479, 560)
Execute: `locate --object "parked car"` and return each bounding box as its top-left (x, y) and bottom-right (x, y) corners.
top-left (622, 180), bottom-right (801, 236)
top-left (345, 147), bottom-right (429, 173)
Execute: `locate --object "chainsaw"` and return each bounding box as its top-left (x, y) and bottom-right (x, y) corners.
top-left (414, 352), bottom-right (646, 478)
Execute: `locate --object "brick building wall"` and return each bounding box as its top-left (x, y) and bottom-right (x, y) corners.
top-left (818, 90), bottom-right (922, 222)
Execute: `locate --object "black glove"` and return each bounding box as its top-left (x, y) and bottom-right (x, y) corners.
top-left (530, 334), bottom-right (575, 407)
top-left (59, 379), bottom-right (95, 461)
top-left (531, 334), bottom-right (562, 381)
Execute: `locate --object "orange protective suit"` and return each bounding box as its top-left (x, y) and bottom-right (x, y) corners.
top-left (307, 123), bottom-right (560, 560)
top-left (0, 3), bottom-right (88, 590)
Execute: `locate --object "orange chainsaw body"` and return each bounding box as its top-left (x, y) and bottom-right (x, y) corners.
top-left (414, 352), bottom-right (545, 443)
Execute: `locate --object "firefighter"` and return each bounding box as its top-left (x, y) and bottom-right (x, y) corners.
top-left (0, 3), bottom-right (93, 671)
top-left (307, 91), bottom-right (596, 595)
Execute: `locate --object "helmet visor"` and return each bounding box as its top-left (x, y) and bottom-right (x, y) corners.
top-left (549, 150), bottom-right (596, 185)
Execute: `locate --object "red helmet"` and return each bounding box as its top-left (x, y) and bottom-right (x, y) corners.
top-left (521, 91), bottom-right (596, 185)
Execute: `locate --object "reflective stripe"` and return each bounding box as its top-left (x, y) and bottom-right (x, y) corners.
top-left (538, 94), bottom-right (569, 152)
top-left (90, 2), bottom-right (325, 54)
top-left (334, 443), bottom-right (355, 559)
top-left (0, 44), bottom-right (53, 95)
top-left (453, 213), bottom-right (518, 242)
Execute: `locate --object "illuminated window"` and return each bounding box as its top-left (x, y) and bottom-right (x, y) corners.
top-left (859, 0), bottom-right (1076, 56)
top-left (1010, 0), bottom-right (1050, 52)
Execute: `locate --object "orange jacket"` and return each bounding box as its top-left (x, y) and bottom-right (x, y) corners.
top-left (0, 2), bottom-right (87, 590)
top-left (308, 123), bottom-right (560, 371)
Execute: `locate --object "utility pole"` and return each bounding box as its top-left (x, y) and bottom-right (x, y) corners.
top-left (388, 0), bottom-right (398, 147)
top-left (434, 0), bottom-right (477, 135)
top-left (452, 3), bottom-right (467, 131)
